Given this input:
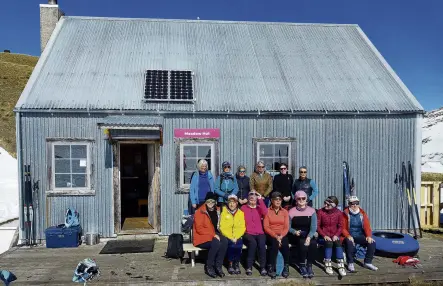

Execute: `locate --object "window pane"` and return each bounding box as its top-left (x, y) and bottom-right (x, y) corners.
top-left (72, 159), bottom-right (87, 173)
top-left (274, 144), bottom-right (289, 157)
top-left (71, 145), bottom-right (87, 159)
top-left (258, 144), bottom-right (273, 157)
top-left (72, 174), bottom-right (87, 188)
top-left (197, 146), bottom-right (211, 159)
top-left (183, 146), bottom-right (197, 157)
top-left (184, 159), bottom-right (198, 171)
top-left (54, 145), bottom-right (70, 159)
top-left (183, 171), bottom-right (194, 184)
top-left (55, 159), bottom-right (71, 173)
top-left (55, 174), bottom-right (71, 188)
top-left (262, 159), bottom-right (275, 171)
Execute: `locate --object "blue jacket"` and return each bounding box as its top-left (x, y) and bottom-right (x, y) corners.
top-left (214, 173), bottom-right (239, 203)
top-left (190, 171), bottom-right (215, 205)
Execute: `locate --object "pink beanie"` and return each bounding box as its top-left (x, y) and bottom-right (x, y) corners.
top-left (295, 190), bottom-right (307, 199)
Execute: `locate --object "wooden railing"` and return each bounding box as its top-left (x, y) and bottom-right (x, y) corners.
top-left (420, 181), bottom-right (443, 227)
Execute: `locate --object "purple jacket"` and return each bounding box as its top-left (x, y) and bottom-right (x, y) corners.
top-left (241, 198), bottom-right (268, 235)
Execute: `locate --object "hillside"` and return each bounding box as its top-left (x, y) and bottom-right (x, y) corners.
top-left (0, 52), bottom-right (38, 157)
top-left (422, 107), bottom-right (443, 173)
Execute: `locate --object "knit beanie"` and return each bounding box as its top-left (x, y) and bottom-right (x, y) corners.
top-left (294, 190), bottom-right (308, 199)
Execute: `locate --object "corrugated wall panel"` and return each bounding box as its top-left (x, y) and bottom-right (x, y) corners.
top-left (18, 113), bottom-right (417, 238)
top-left (19, 114), bottom-right (114, 240)
top-left (161, 115), bottom-right (417, 234)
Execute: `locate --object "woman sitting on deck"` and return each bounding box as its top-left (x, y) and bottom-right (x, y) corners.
top-left (241, 190), bottom-right (268, 276)
top-left (341, 196), bottom-right (378, 272)
top-left (193, 192), bottom-right (228, 278)
top-left (317, 195), bottom-right (346, 277)
top-left (219, 194), bottom-right (246, 275)
top-left (288, 190), bottom-right (317, 278)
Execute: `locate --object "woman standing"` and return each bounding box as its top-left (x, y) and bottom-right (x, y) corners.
top-left (219, 195), bottom-right (246, 275)
top-left (288, 191), bottom-right (317, 278)
top-left (193, 192), bottom-right (228, 278)
top-left (317, 196), bottom-right (346, 277)
top-left (214, 161), bottom-right (238, 205)
top-left (272, 163), bottom-right (294, 208)
top-left (189, 160), bottom-right (215, 214)
top-left (241, 190), bottom-right (268, 276)
top-left (236, 165), bottom-right (250, 205)
top-left (264, 192), bottom-right (290, 279)
top-left (341, 196), bottom-right (378, 272)
top-left (250, 161), bottom-right (273, 206)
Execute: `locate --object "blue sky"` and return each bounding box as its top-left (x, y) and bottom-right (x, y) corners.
top-left (1, 0), bottom-right (442, 111)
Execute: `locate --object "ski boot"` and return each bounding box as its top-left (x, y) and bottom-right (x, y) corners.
top-left (324, 259), bottom-right (334, 275)
top-left (337, 259), bottom-right (347, 277)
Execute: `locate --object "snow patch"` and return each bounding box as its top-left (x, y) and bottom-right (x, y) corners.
top-left (422, 107), bottom-right (443, 173)
top-left (0, 147), bottom-right (19, 224)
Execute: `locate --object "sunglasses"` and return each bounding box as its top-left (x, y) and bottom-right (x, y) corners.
top-left (280, 168), bottom-right (287, 170)
top-left (239, 170), bottom-right (246, 173)
top-left (299, 171), bottom-right (307, 174)
top-left (349, 202), bottom-right (359, 206)
top-left (297, 197), bottom-right (307, 201)
top-left (224, 166), bottom-right (231, 169)
top-left (248, 193), bottom-right (258, 197)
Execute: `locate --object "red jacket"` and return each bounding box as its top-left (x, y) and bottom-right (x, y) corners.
top-left (340, 207), bottom-right (372, 242)
top-left (316, 207), bottom-right (342, 238)
top-left (193, 205), bottom-right (220, 246)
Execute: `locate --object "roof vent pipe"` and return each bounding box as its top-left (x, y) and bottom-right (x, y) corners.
top-left (48, 0), bottom-right (57, 4)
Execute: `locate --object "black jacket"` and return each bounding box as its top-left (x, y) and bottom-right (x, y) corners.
top-left (273, 174), bottom-right (294, 197)
top-left (236, 175), bottom-right (250, 200)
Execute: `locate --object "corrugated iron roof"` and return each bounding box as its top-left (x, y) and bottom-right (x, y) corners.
top-left (16, 17), bottom-right (423, 113)
top-left (97, 115), bottom-right (163, 127)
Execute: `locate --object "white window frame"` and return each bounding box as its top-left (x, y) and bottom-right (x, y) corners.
top-left (256, 141), bottom-right (292, 176)
top-left (179, 142), bottom-right (215, 189)
top-left (51, 142), bottom-right (92, 191)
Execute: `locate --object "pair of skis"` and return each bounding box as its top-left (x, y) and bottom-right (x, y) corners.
top-left (23, 165), bottom-right (39, 246)
top-left (395, 161), bottom-right (422, 239)
top-left (343, 161), bottom-right (355, 207)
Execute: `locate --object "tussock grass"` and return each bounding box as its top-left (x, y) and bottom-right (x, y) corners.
top-left (0, 52), bottom-right (38, 157)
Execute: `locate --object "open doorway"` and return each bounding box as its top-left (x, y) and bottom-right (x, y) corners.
top-left (119, 143), bottom-right (156, 232)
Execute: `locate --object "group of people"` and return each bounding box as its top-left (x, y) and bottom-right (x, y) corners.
top-left (189, 160), bottom-right (378, 279)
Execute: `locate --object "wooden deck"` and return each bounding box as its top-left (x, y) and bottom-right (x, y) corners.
top-left (0, 233), bottom-right (442, 285)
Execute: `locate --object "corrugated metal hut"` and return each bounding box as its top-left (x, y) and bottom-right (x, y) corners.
top-left (14, 10), bottom-right (423, 241)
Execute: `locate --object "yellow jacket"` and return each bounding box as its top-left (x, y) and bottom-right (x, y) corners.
top-left (219, 207), bottom-right (246, 240)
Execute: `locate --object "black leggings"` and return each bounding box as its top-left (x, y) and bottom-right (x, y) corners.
top-left (266, 234), bottom-right (290, 267)
top-left (197, 235), bottom-right (228, 268)
top-left (243, 233), bottom-right (266, 269)
top-left (288, 234), bottom-right (317, 264)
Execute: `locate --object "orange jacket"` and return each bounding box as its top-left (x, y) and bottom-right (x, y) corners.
top-left (264, 207), bottom-right (289, 238)
top-left (341, 207), bottom-right (372, 242)
top-left (193, 205), bottom-right (220, 246)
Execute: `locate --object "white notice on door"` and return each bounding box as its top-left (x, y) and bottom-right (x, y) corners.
top-left (80, 159), bottom-right (87, 167)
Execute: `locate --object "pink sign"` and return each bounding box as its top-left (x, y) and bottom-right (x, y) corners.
top-left (174, 128), bottom-right (220, 138)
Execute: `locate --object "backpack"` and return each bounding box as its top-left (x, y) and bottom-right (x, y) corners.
top-left (65, 207), bottom-right (80, 228)
top-left (165, 233), bottom-right (184, 259)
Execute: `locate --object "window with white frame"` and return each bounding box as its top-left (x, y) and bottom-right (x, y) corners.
top-left (256, 142), bottom-right (291, 176)
top-left (180, 143), bottom-right (215, 188)
top-left (52, 143), bottom-right (91, 189)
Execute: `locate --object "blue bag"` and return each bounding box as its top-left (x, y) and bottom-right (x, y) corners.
top-left (0, 270), bottom-right (17, 286)
top-left (355, 243), bottom-right (367, 259)
top-left (276, 251), bottom-right (284, 276)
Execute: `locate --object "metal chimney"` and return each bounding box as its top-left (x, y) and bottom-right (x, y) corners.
top-left (48, 0), bottom-right (57, 4)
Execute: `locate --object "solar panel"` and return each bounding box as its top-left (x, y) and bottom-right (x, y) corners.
top-left (143, 70), bottom-right (194, 102)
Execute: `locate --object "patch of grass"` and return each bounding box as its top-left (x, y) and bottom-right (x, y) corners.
top-left (0, 52), bottom-right (38, 157)
top-left (421, 173), bottom-right (443, 182)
